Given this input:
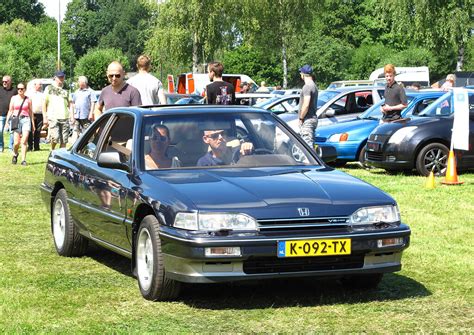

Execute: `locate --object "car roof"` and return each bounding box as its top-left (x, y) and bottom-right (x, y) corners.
top-left (105, 104), bottom-right (272, 117)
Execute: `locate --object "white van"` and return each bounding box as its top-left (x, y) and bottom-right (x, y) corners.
top-left (369, 66), bottom-right (430, 87)
top-left (26, 78), bottom-right (54, 94)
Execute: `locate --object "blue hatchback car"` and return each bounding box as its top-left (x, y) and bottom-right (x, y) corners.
top-left (314, 91), bottom-right (444, 166)
top-left (40, 105), bottom-right (410, 301)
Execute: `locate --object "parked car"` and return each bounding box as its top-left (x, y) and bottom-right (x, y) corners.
top-left (314, 91), bottom-right (444, 166)
top-left (40, 105), bottom-right (411, 301)
top-left (254, 94), bottom-right (300, 114)
top-left (365, 90), bottom-right (474, 176)
top-left (165, 93), bottom-right (203, 104)
top-left (278, 86), bottom-right (385, 132)
top-left (235, 92), bottom-right (275, 106)
top-left (272, 89), bottom-right (302, 95)
top-left (326, 80), bottom-right (373, 89)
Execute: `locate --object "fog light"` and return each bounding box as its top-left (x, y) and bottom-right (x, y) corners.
top-left (378, 237), bottom-right (404, 248)
top-left (387, 155), bottom-right (397, 162)
top-left (205, 247), bottom-right (241, 257)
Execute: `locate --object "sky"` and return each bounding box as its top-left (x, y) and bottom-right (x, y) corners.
top-left (38, 0), bottom-right (72, 21)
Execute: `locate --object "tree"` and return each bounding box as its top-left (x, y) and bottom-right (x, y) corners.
top-left (0, 0), bottom-right (45, 24)
top-left (74, 48), bottom-right (128, 90)
top-left (0, 44), bottom-right (32, 83)
top-left (63, 0), bottom-right (151, 67)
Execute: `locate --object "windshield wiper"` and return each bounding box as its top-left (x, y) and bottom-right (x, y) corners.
top-left (270, 168), bottom-right (312, 176)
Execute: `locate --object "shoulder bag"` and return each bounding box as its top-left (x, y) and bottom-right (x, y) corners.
top-left (10, 97), bottom-right (27, 131)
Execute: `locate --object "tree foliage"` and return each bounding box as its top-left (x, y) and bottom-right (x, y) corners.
top-left (74, 48), bottom-right (128, 90)
top-left (0, 0), bottom-right (46, 24)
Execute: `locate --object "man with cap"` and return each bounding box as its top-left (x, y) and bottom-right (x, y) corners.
top-left (43, 70), bottom-right (72, 150)
top-left (297, 64), bottom-right (318, 148)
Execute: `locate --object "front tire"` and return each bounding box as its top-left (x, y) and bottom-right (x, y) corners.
top-left (52, 189), bottom-right (88, 257)
top-left (136, 215), bottom-right (181, 301)
top-left (416, 142), bottom-right (449, 176)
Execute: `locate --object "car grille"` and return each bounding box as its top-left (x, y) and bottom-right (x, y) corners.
top-left (367, 152), bottom-right (384, 161)
top-left (368, 134), bottom-right (390, 142)
top-left (243, 255), bottom-right (364, 274)
top-left (258, 217), bottom-right (349, 233)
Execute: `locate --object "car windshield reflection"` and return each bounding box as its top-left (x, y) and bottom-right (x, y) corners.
top-left (142, 112), bottom-right (319, 170)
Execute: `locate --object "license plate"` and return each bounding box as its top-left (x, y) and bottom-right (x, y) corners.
top-left (277, 239), bottom-right (351, 257)
top-left (367, 142), bottom-right (380, 152)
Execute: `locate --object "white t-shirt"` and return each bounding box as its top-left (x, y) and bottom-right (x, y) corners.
top-left (127, 72), bottom-right (164, 105)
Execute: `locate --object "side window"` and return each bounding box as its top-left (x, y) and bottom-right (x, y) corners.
top-left (99, 114), bottom-right (135, 164)
top-left (76, 115), bottom-right (112, 159)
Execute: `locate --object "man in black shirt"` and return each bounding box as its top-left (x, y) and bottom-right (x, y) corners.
top-left (0, 75), bottom-right (17, 152)
top-left (205, 62), bottom-right (235, 105)
top-left (381, 64), bottom-right (407, 121)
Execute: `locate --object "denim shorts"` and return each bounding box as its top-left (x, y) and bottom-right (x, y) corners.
top-left (14, 117), bottom-right (31, 134)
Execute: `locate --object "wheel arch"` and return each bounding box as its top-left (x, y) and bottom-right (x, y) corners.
top-left (50, 182), bottom-right (65, 223)
top-left (414, 137), bottom-right (450, 163)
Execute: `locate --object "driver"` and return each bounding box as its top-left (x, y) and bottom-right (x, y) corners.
top-left (197, 129), bottom-right (253, 166)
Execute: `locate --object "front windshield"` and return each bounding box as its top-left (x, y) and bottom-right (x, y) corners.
top-left (418, 92), bottom-right (453, 117)
top-left (142, 112), bottom-right (319, 170)
top-left (317, 90), bottom-right (340, 108)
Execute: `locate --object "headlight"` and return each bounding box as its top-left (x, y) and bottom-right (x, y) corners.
top-left (328, 133), bottom-right (349, 142)
top-left (350, 205), bottom-right (400, 225)
top-left (174, 212), bottom-right (258, 231)
top-left (388, 126), bottom-right (417, 144)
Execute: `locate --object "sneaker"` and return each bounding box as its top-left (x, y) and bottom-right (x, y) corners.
top-left (12, 154), bottom-right (18, 164)
top-left (21, 160), bottom-right (27, 166)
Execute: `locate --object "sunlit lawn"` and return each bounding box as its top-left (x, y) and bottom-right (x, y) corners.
top-left (0, 144), bottom-right (472, 333)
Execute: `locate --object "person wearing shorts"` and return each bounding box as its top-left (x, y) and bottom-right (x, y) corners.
top-left (43, 70), bottom-right (72, 150)
top-left (5, 83), bottom-right (34, 165)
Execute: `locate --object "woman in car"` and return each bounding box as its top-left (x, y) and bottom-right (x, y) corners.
top-left (145, 124), bottom-right (181, 169)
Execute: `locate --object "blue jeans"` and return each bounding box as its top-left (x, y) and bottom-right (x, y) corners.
top-left (0, 116), bottom-right (5, 151)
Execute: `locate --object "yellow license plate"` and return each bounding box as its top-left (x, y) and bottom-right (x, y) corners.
top-left (277, 239), bottom-right (351, 257)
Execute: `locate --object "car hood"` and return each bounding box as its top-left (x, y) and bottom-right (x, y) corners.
top-left (371, 116), bottom-right (447, 136)
top-left (316, 119), bottom-right (377, 138)
top-left (151, 167), bottom-right (395, 219)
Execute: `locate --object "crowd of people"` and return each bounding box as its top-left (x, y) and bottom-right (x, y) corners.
top-left (0, 55), bottom-right (460, 166)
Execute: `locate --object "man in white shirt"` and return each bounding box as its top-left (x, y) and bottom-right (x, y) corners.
top-left (28, 80), bottom-right (45, 151)
top-left (127, 55), bottom-right (167, 105)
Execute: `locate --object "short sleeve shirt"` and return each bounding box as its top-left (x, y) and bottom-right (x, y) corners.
top-left (98, 84), bottom-right (142, 111)
top-left (73, 87), bottom-right (97, 119)
top-left (127, 73), bottom-right (164, 105)
top-left (44, 84), bottom-right (71, 120)
top-left (384, 82), bottom-right (407, 110)
top-left (298, 81), bottom-right (318, 120)
top-left (0, 87), bottom-right (17, 117)
top-left (206, 81), bottom-right (235, 105)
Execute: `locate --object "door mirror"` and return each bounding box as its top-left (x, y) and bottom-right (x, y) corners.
top-left (97, 152), bottom-right (130, 172)
top-left (325, 108), bottom-right (336, 117)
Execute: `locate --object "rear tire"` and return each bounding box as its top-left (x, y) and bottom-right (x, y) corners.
top-left (52, 189), bottom-right (88, 257)
top-left (415, 142), bottom-right (449, 176)
top-left (341, 273), bottom-right (383, 289)
top-left (136, 215), bottom-right (181, 301)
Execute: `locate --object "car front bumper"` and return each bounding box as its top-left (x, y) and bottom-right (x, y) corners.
top-left (316, 141), bottom-right (360, 161)
top-left (365, 141), bottom-right (414, 170)
top-left (159, 225), bottom-right (411, 283)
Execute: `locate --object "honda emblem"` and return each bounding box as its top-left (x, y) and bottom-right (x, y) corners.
top-left (298, 208), bottom-right (310, 217)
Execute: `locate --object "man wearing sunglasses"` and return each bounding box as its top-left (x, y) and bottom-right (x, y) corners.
top-left (197, 129), bottom-right (253, 166)
top-left (96, 61), bottom-right (141, 117)
top-left (0, 75), bottom-right (17, 152)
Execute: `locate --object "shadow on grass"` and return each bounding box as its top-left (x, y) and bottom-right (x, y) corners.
top-left (178, 274), bottom-right (431, 309)
top-left (83, 244), bottom-right (431, 309)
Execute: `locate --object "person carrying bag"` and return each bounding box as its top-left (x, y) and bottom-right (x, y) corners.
top-left (9, 97), bottom-right (26, 131)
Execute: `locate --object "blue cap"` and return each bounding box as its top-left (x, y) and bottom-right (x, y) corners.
top-left (54, 70), bottom-right (65, 77)
top-left (299, 64), bottom-right (313, 74)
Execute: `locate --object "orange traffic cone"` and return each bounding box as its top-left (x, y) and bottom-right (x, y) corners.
top-left (442, 150), bottom-right (464, 185)
top-left (425, 170), bottom-right (435, 189)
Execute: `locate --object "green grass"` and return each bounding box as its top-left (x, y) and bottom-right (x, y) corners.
top-left (0, 146), bottom-right (473, 333)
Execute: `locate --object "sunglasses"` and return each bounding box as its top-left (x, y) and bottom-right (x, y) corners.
top-left (206, 131), bottom-right (225, 140)
top-left (17, 87), bottom-right (25, 91)
top-left (2, 81), bottom-right (8, 84)
top-left (151, 133), bottom-right (168, 142)
top-left (107, 74), bottom-right (121, 79)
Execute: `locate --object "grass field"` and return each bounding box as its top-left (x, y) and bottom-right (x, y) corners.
top-left (0, 147), bottom-right (473, 333)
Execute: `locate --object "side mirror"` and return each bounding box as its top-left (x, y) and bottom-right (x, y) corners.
top-left (325, 108), bottom-right (336, 117)
top-left (316, 145), bottom-right (337, 163)
top-left (97, 152), bottom-right (130, 172)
